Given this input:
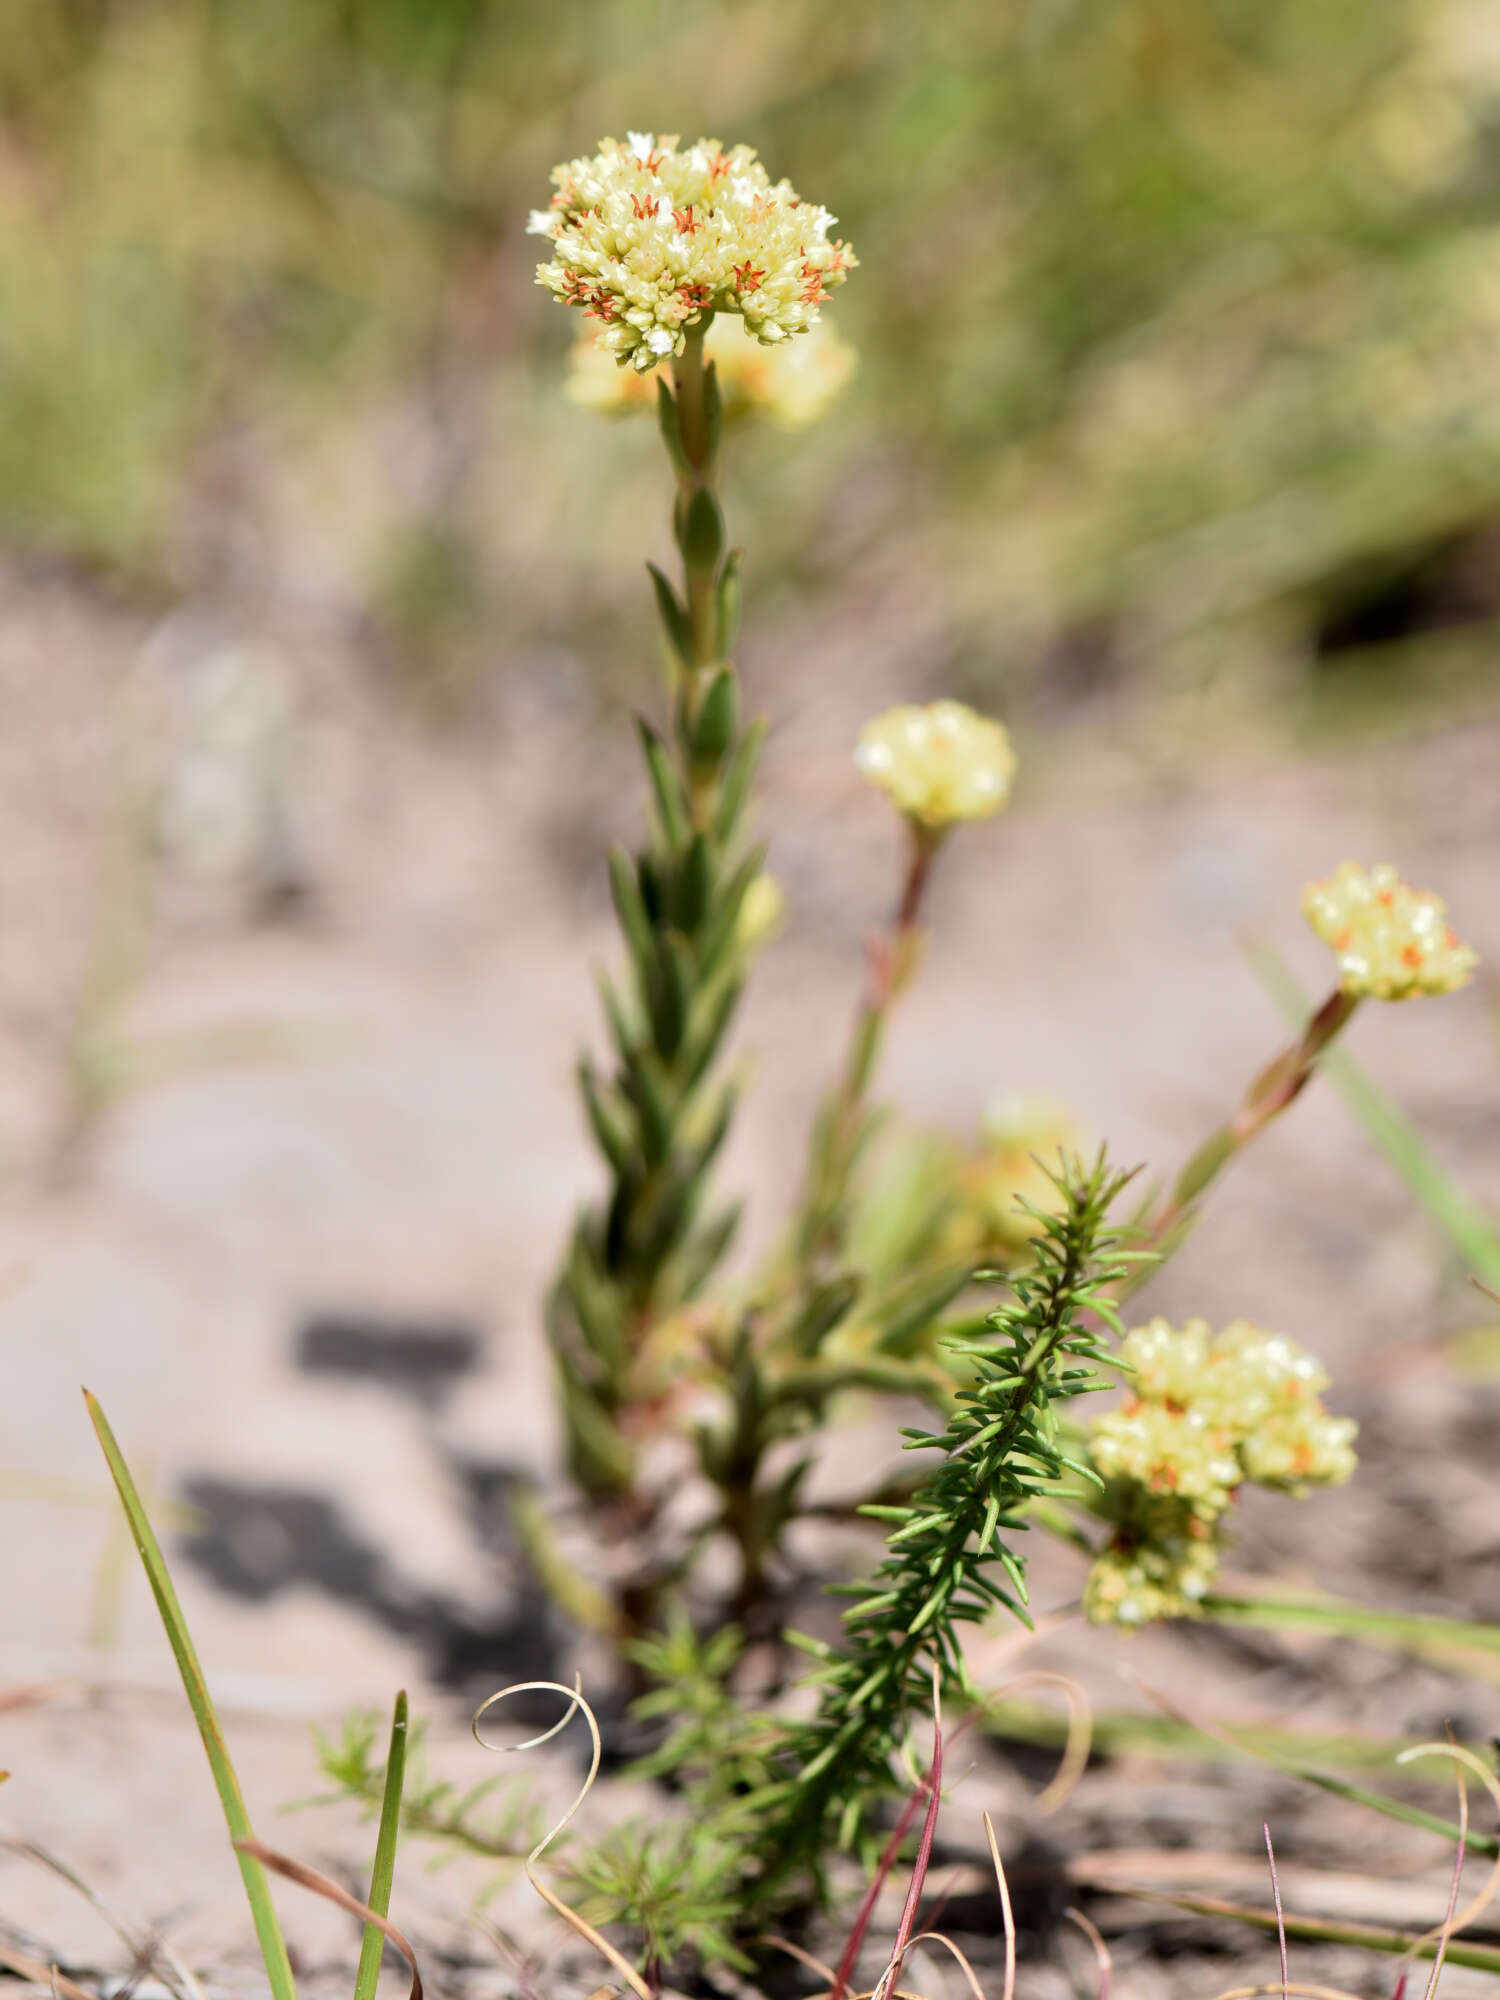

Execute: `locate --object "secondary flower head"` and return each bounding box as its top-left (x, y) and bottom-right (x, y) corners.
top-left (565, 313), bottom-right (857, 428)
top-left (1302, 861), bottom-right (1477, 1001)
top-left (1085, 1316), bottom-right (1357, 1626)
top-left (855, 700), bottom-right (1016, 832)
top-left (531, 133), bottom-right (857, 373)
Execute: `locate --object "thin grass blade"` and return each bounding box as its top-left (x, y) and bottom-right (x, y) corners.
top-left (1124, 1888), bottom-right (1500, 1974)
top-left (1202, 1593), bottom-right (1500, 1667)
top-left (83, 1390), bottom-right (297, 2000)
top-left (236, 1841), bottom-right (422, 2000)
top-left (353, 1690), bottom-right (409, 2000)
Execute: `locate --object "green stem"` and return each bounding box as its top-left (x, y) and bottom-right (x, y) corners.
top-left (793, 822), bottom-right (943, 1276)
top-left (548, 306), bottom-right (753, 1621)
top-left (672, 316), bottom-right (720, 685)
top-left (1141, 985), bottom-right (1358, 1266)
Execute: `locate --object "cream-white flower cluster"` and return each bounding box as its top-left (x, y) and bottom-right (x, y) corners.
top-left (531, 133), bottom-right (856, 373)
top-left (1085, 1316), bottom-right (1357, 1627)
top-left (854, 700), bottom-right (1016, 831)
top-left (1303, 860), bottom-right (1477, 1001)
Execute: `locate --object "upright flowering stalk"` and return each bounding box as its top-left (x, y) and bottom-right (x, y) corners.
top-left (790, 700), bottom-right (1017, 1277)
top-left (533, 137), bottom-right (855, 1532)
top-left (1145, 862), bottom-right (1477, 1259)
top-left (687, 705), bottom-right (1018, 1625)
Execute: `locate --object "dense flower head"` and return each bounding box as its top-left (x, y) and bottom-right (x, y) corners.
top-left (565, 314), bottom-right (857, 428)
top-left (1085, 1316), bottom-right (1356, 1626)
top-left (531, 133), bottom-right (856, 373)
top-left (1302, 861), bottom-right (1476, 1001)
top-left (855, 701), bottom-right (1016, 831)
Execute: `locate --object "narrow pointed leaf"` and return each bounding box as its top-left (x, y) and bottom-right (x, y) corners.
top-left (353, 1691), bottom-right (408, 2000)
top-left (85, 1392), bottom-right (298, 2000)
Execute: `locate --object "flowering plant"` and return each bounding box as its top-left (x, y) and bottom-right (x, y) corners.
top-left (297, 130), bottom-right (1487, 1975)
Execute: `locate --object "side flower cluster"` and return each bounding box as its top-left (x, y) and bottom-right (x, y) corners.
top-left (855, 700), bottom-right (1016, 831)
top-left (531, 133), bottom-right (856, 372)
top-left (1084, 1316), bottom-right (1357, 1626)
top-left (1303, 860), bottom-right (1476, 1000)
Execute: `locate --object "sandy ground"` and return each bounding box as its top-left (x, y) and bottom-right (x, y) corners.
top-left (2, 565), bottom-right (1499, 1999)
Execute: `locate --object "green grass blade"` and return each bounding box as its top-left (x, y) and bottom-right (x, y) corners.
top-left (1245, 940), bottom-right (1500, 1290)
top-left (84, 1390), bottom-right (298, 2000)
top-left (1125, 1886), bottom-right (1500, 1973)
top-left (979, 1696), bottom-right (1486, 1777)
top-left (353, 1691), bottom-right (408, 2000)
top-left (1203, 1590), bottom-right (1500, 1670)
top-left (1276, 1762), bottom-right (1498, 1857)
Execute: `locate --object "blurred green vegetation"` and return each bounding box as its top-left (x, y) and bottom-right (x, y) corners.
top-left (5, 0), bottom-right (1500, 722)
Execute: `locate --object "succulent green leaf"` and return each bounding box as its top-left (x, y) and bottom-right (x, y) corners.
top-left (680, 487), bottom-right (725, 575)
top-left (636, 716), bottom-right (689, 845)
top-left (716, 549), bottom-right (742, 658)
top-left (647, 562), bottom-right (692, 666)
top-left (655, 376), bottom-right (688, 471)
top-left (691, 667), bottom-right (738, 770)
top-left (674, 834), bottom-right (712, 933)
top-left (714, 719), bottom-right (765, 843)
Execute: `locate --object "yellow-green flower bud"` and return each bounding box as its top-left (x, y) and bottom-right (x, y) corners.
top-left (1303, 861), bottom-right (1477, 1000)
top-left (566, 314), bottom-right (857, 429)
top-left (736, 872), bottom-right (786, 953)
top-left (854, 701), bottom-right (1016, 831)
top-left (532, 134), bottom-right (856, 373)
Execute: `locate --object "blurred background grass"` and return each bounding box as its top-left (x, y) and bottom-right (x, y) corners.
top-left (5, 0), bottom-right (1500, 740)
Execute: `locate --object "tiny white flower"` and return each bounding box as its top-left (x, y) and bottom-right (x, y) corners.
top-left (627, 130), bottom-right (655, 161)
top-left (645, 327), bottom-right (676, 355)
top-left (526, 210), bottom-right (556, 237)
